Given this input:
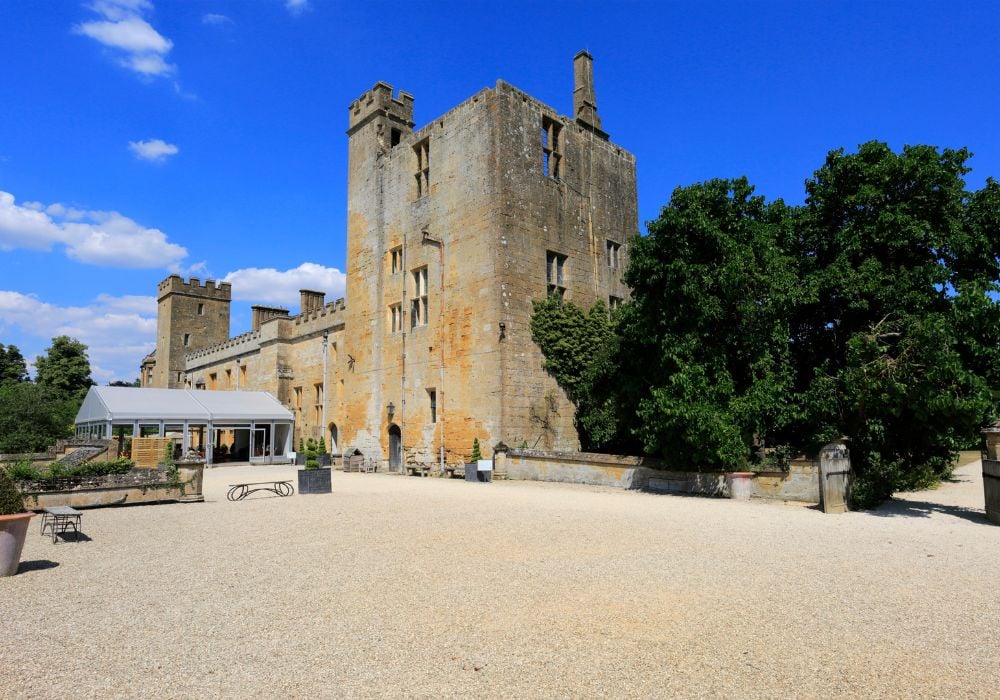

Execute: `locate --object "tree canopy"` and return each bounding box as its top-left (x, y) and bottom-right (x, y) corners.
top-left (532, 141), bottom-right (1000, 507)
top-left (34, 336), bottom-right (94, 400)
top-left (0, 343), bottom-right (28, 385)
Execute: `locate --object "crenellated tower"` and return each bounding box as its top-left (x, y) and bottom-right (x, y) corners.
top-left (152, 275), bottom-right (232, 388)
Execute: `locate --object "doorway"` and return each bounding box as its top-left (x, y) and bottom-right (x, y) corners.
top-left (388, 424), bottom-right (401, 471)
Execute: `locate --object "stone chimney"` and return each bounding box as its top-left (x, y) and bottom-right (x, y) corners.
top-left (299, 289), bottom-right (326, 315)
top-left (573, 51), bottom-right (608, 139)
top-left (251, 305), bottom-right (289, 331)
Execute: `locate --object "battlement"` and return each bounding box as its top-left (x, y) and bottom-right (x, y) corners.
top-left (348, 81), bottom-right (415, 134)
top-left (293, 297), bottom-right (346, 326)
top-left (157, 274), bottom-right (232, 301)
top-left (184, 329), bottom-right (262, 365)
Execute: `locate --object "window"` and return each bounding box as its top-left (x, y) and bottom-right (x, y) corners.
top-left (208, 372), bottom-right (217, 390)
top-left (240, 364), bottom-right (247, 387)
top-left (428, 389), bottom-right (437, 423)
top-left (411, 266), bottom-right (428, 328)
top-left (225, 369), bottom-right (232, 388)
top-left (197, 303), bottom-right (205, 315)
top-left (390, 128), bottom-right (401, 147)
top-left (542, 116), bottom-right (562, 179)
top-left (314, 383), bottom-right (324, 426)
top-left (414, 138), bottom-right (430, 198)
top-left (390, 246), bottom-right (403, 274)
top-left (182, 333), bottom-right (191, 347)
top-left (546, 251), bottom-right (567, 299)
top-left (389, 303), bottom-right (404, 333)
top-left (609, 295), bottom-right (623, 313)
top-left (606, 240), bottom-right (621, 270)
top-left (294, 386), bottom-right (302, 410)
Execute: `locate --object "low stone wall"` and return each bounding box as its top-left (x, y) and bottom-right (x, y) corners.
top-left (21, 462), bottom-right (204, 510)
top-left (0, 438), bottom-right (116, 468)
top-left (499, 449), bottom-right (819, 503)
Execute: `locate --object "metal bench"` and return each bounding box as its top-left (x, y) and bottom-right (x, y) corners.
top-left (227, 480), bottom-right (294, 501)
top-left (40, 506), bottom-right (83, 543)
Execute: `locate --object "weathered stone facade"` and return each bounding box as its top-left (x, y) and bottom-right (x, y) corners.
top-left (142, 53), bottom-right (637, 471)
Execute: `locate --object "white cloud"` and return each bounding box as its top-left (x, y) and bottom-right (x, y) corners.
top-left (0, 290), bottom-right (157, 383)
top-left (223, 263), bottom-right (345, 308)
top-left (0, 190), bottom-right (187, 269)
top-left (128, 138), bottom-right (179, 162)
top-left (74, 0), bottom-right (176, 78)
top-left (202, 13), bottom-right (233, 25)
top-left (285, 0), bottom-right (310, 16)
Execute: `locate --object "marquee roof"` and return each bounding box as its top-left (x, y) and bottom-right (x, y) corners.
top-left (75, 386), bottom-right (293, 424)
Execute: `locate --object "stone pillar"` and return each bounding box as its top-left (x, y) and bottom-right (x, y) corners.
top-left (982, 423), bottom-right (1000, 460)
top-left (175, 452), bottom-right (205, 503)
top-left (819, 440), bottom-right (851, 514)
top-left (493, 441), bottom-right (509, 480)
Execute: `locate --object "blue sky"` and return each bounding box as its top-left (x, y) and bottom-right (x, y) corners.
top-left (1, 1), bottom-right (997, 383)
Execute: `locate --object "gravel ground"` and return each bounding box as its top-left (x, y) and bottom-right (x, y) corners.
top-left (3, 460), bottom-right (998, 699)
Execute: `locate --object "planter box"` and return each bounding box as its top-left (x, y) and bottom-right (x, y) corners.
top-left (319, 453), bottom-right (331, 467)
top-left (465, 463), bottom-right (492, 483)
top-left (298, 467), bottom-right (332, 495)
top-left (0, 512), bottom-right (34, 577)
top-left (295, 453), bottom-right (307, 466)
top-left (22, 464), bottom-right (205, 510)
top-left (726, 472), bottom-right (754, 501)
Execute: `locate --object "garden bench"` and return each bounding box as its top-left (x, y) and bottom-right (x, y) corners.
top-left (40, 506), bottom-right (83, 543)
top-left (227, 480), bottom-right (294, 501)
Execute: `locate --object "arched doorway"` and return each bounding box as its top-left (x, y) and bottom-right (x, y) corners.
top-left (328, 423), bottom-right (338, 453)
top-left (388, 424), bottom-right (401, 470)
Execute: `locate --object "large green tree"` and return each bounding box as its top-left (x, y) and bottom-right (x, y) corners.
top-left (0, 343), bottom-right (28, 385)
top-left (0, 382), bottom-right (77, 454)
top-left (786, 143), bottom-right (999, 505)
top-left (531, 142), bottom-right (999, 506)
top-left (34, 336), bottom-right (94, 400)
top-left (618, 177), bottom-right (799, 468)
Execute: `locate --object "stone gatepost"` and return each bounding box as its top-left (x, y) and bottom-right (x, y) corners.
top-left (982, 421), bottom-right (1000, 460)
top-left (175, 452), bottom-right (205, 503)
top-left (492, 442), bottom-right (509, 480)
top-left (819, 440), bottom-right (851, 514)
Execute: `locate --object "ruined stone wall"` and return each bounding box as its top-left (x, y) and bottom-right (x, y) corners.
top-left (492, 81), bottom-right (637, 451)
top-left (343, 84), bottom-right (503, 467)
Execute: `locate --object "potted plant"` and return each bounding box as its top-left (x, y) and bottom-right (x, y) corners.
top-left (317, 436), bottom-right (331, 467)
top-left (295, 437), bottom-right (307, 466)
top-left (464, 438), bottom-right (492, 483)
top-left (297, 438), bottom-right (332, 495)
top-left (0, 467), bottom-right (34, 576)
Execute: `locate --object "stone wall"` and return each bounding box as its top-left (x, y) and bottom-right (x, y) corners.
top-left (500, 449), bottom-right (820, 503)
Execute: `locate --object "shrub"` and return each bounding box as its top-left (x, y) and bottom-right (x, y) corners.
top-left (0, 467), bottom-right (26, 515)
top-left (9, 458), bottom-right (136, 484)
top-left (470, 438), bottom-right (482, 462)
top-left (304, 438), bottom-right (319, 469)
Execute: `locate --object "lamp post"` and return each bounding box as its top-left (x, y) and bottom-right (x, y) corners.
top-left (321, 331), bottom-right (329, 442)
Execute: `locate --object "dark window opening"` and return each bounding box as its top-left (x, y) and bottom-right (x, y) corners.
top-left (542, 116), bottom-right (562, 179)
top-left (546, 251), bottom-right (567, 299)
top-left (390, 128), bottom-right (401, 147)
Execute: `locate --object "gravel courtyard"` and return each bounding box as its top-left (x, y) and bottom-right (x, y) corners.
top-left (3, 460), bottom-right (998, 698)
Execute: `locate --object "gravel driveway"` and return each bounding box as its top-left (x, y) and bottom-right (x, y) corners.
top-left (3, 460), bottom-right (997, 698)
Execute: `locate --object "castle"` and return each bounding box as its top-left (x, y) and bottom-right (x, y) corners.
top-left (141, 52), bottom-right (637, 470)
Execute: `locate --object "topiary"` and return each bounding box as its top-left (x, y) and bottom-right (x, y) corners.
top-left (318, 436), bottom-right (327, 455)
top-left (0, 467), bottom-right (27, 515)
top-left (470, 438), bottom-right (482, 462)
top-left (304, 438), bottom-right (319, 469)
top-left (299, 437), bottom-right (305, 452)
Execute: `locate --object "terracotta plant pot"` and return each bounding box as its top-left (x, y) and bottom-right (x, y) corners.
top-left (725, 472), bottom-right (754, 501)
top-left (0, 512), bottom-right (35, 577)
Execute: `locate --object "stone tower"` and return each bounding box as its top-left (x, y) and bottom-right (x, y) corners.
top-left (341, 54), bottom-right (636, 467)
top-left (152, 275), bottom-right (232, 388)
